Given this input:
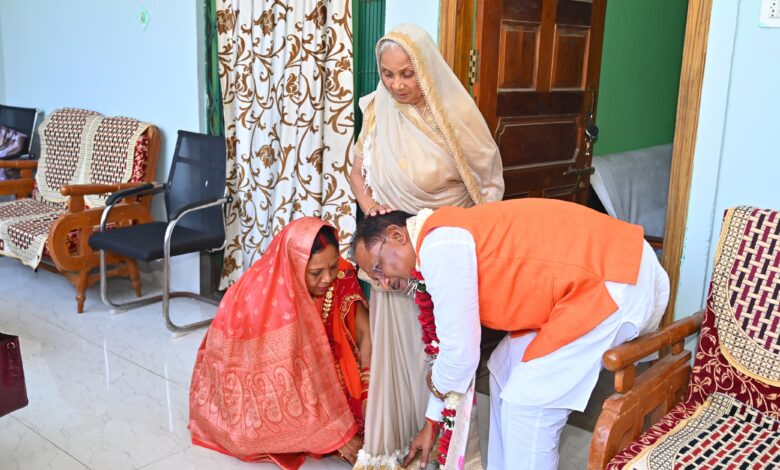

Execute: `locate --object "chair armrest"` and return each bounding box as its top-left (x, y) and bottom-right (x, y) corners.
top-left (60, 182), bottom-right (150, 197)
top-left (603, 311), bottom-right (704, 372)
top-left (589, 349), bottom-right (696, 469)
top-left (0, 152), bottom-right (34, 161)
top-left (97, 183), bottom-right (165, 231)
top-left (588, 312), bottom-right (703, 469)
top-left (48, 203), bottom-right (154, 272)
top-left (105, 182), bottom-right (165, 206)
top-left (0, 159), bottom-right (38, 169)
top-left (170, 195), bottom-right (232, 221)
top-left (645, 235), bottom-right (664, 249)
top-left (0, 178), bottom-right (35, 198)
top-left (0, 159), bottom-right (37, 183)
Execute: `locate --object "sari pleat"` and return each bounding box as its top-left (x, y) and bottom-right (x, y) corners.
top-left (354, 24), bottom-right (504, 469)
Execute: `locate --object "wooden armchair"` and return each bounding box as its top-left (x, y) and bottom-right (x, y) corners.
top-left (0, 108), bottom-right (160, 312)
top-left (590, 206), bottom-right (780, 469)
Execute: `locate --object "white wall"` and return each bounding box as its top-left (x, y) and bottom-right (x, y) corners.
top-left (0, 0), bottom-right (205, 181)
top-left (675, 0), bottom-right (780, 318)
top-left (0, 0), bottom-right (205, 292)
top-left (0, 7), bottom-right (5, 103)
top-left (385, 0), bottom-right (439, 42)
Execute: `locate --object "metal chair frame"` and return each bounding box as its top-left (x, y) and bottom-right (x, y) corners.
top-left (96, 182), bottom-right (230, 334)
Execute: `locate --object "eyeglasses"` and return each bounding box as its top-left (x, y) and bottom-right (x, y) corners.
top-left (370, 235), bottom-right (388, 278)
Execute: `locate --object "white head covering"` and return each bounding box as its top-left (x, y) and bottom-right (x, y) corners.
top-left (357, 24), bottom-right (504, 208)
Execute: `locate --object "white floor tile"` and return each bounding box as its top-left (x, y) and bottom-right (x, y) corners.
top-left (4, 312), bottom-right (192, 469)
top-left (140, 446), bottom-right (351, 470)
top-left (0, 259), bottom-right (592, 469)
top-left (0, 415), bottom-right (88, 470)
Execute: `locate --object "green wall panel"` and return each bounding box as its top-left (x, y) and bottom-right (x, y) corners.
top-left (594, 0), bottom-right (689, 156)
top-left (354, 0), bottom-right (385, 137)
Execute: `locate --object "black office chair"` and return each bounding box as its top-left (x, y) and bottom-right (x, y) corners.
top-left (89, 131), bottom-right (230, 333)
top-left (0, 104), bottom-right (39, 159)
top-left (0, 105), bottom-right (39, 181)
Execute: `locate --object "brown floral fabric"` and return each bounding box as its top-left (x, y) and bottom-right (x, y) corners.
top-left (217, 0), bottom-right (356, 288)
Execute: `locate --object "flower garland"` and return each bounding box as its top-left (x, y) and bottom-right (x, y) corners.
top-left (411, 270), bottom-right (460, 469)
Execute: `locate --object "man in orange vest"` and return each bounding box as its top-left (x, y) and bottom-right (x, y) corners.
top-left (351, 199), bottom-right (669, 470)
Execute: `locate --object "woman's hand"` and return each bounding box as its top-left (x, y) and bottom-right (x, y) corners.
top-left (365, 203), bottom-right (394, 217)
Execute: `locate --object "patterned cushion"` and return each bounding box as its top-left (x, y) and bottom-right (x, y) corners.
top-left (36, 108), bottom-right (101, 205)
top-left (607, 207), bottom-right (780, 469)
top-left (0, 199), bottom-right (64, 267)
top-left (712, 208), bottom-right (780, 384)
top-left (81, 116), bottom-right (150, 208)
top-left (606, 402), bottom-right (700, 470)
top-left (0, 199), bottom-right (61, 219)
top-left (621, 394), bottom-right (780, 469)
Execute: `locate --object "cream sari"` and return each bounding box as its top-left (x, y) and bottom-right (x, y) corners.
top-left (354, 24), bottom-right (503, 469)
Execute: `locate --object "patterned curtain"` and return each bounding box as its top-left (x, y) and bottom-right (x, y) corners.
top-left (216, 0), bottom-right (356, 287)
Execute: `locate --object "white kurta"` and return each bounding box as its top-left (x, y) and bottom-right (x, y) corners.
top-left (418, 227), bottom-right (670, 469)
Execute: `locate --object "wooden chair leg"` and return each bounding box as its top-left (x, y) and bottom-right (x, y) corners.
top-left (76, 269), bottom-right (88, 313)
top-left (127, 259), bottom-right (142, 297)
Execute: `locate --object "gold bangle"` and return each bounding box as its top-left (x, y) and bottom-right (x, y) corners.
top-left (427, 370), bottom-right (446, 400)
top-left (365, 203), bottom-right (378, 214)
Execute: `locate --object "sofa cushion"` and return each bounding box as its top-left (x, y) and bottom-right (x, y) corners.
top-left (617, 393), bottom-right (780, 469)
top-left (0, 199), bottom-right (64, 267)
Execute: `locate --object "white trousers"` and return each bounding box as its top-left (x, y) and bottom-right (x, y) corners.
top-left (485, 241), bottom-right (670, 469)
top-left (487, 373), bottom-right (571, 470)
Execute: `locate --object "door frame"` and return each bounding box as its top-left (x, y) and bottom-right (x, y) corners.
top-left (439, 0), bottom-right (714, 326)
top-left (658, 0), bottom-right (712, 326)
top-left (439, 0), bottom-right (477, 89)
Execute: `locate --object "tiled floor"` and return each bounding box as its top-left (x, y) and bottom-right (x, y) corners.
top-left (0, 259), bottom-right (591, 469)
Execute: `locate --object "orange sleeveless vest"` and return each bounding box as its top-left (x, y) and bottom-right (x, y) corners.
top-left (415, 199), bottom-right (645, 361)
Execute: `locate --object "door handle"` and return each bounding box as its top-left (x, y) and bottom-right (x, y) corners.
top-left (563, 165), bottom-right (595, 189)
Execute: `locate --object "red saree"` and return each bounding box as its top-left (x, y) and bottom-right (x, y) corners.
top-left (189, 218), bottom-right (367, 469)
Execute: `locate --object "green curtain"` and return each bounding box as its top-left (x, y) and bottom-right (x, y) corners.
top-left (205, 0), bottom-right (224, 137)
top-left (353, 0), bottom-right (385, 137)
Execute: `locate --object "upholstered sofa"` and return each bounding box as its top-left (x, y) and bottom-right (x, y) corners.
top-left (590, 206), bottom-right (780, 469)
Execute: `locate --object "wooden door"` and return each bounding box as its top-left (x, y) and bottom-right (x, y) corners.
top-left (474, 0), bottom-right (607, 203)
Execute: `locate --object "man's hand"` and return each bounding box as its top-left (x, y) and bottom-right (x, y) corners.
top-left (402, 419), bottom-right (438, 468)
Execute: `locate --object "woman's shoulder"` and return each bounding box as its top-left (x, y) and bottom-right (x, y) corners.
top-left (358, 91), bottom-right (376, 114)
top-left (337, 257), bottom-right (358, 277)
top-left (335, 257), bottom-right (367, 299)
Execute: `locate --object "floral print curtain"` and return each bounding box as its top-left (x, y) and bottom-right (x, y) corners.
top-left (216, 0), bottom-right (356, 287)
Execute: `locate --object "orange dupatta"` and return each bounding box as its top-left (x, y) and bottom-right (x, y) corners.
top-left (189, 218), bottom-right (360, 469)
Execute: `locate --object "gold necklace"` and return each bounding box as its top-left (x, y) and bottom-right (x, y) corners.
top-left (321, 284), bottom-right (335, 321)
top-left (415, 103), bottom-right (428, 119)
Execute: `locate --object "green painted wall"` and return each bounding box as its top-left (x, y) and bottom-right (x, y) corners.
top-left (594, 0), bottom-right (689, 156)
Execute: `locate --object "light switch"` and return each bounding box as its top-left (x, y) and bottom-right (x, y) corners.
top-left (760, 0), bottom-right (780, 27)
top-left (139, 6), bottom-right (151, 30)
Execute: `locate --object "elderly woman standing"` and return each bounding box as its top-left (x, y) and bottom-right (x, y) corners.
top-left (349, 24), bottom-right (504, 469)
